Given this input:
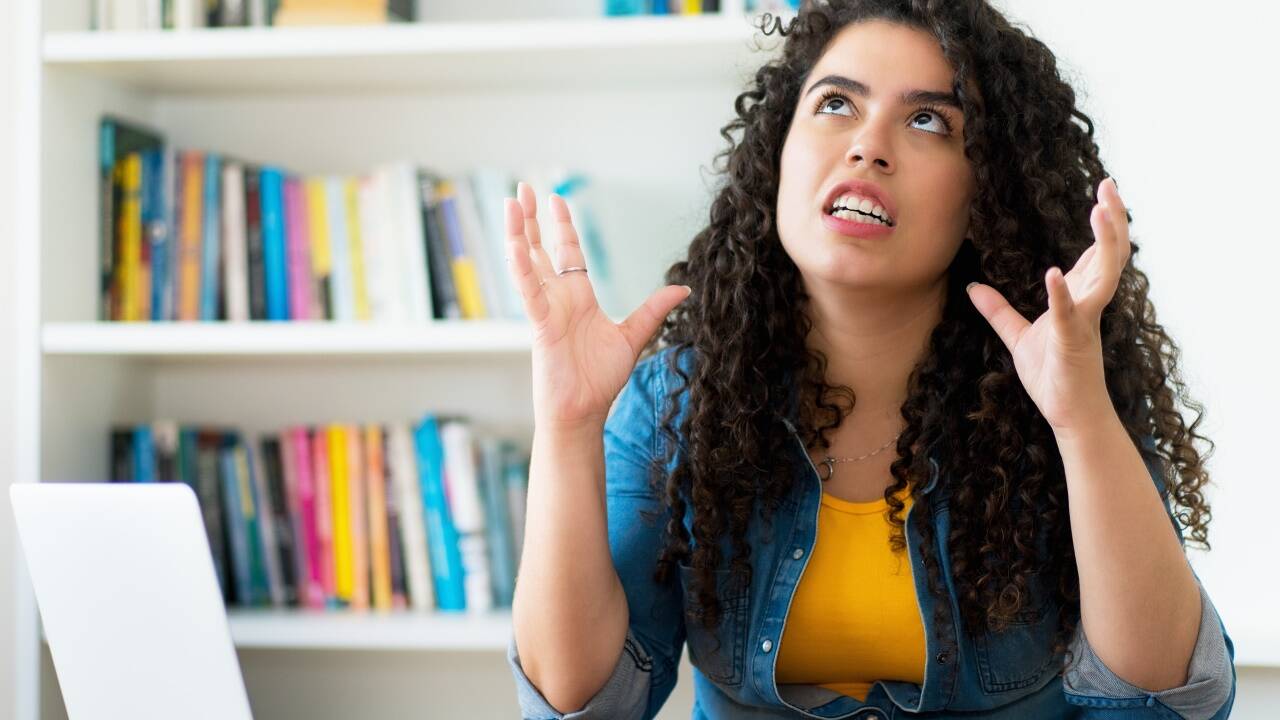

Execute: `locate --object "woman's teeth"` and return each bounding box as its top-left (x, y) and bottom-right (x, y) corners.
top-left (831, 209), bottom-right (890, 226)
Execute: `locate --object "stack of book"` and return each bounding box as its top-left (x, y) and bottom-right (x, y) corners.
top-left (109, 415), bottom-right (528, 614)
top-left (98, 115), bottom-right (616, 324)
top-left (92, 0), bottom-right (416, 30)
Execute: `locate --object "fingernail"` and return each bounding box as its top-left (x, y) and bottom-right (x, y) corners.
top-left (966, 282), bottom-right (978, 292)
top-left (682, 285), bottom-right (692, 295)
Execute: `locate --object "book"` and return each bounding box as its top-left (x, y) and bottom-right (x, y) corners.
top-left (414, 415), bottom-right (465, 611)
top-left (260, 166), bottom-right (290, 321)
top-left (221, 161), bottom-right (250, 322)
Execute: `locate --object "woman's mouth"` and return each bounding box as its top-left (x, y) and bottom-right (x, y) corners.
top-left (822, 207), bottom-right (896, 238)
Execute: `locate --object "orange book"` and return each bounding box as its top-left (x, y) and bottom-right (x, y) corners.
top-left (327, 424), bottom-right (352, 604)
top-left (364, 425), bottom-right (392, 611)
top-left (347, 425), bottom-right (369, 610)
top-left (178, 151), bottom-right (204, 321)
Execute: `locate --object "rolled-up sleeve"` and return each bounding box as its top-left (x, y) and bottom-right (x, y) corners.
top-left (505, 351), bottom-right (686, 720)
top-left (1062, 433), bottom-right (1236, 719)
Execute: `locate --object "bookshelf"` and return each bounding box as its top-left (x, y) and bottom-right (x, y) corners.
top-left (13, 0), bottom-right (788, 718)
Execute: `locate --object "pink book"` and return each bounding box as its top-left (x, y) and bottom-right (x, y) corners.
top-left (311, 427), bottom-right (336, 606)
top-left (346, 425), bottom-right (370, 611)
top-left (290, 426), bottom-right (325, 609)
top-left (283, 177), bottom-right (314, 320)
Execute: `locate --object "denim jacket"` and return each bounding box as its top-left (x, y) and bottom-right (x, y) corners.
top-left (508, 346), bottom-right (1236, 719)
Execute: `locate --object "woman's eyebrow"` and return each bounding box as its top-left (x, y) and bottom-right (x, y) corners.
top-left (803, 74), bottom-right (961, 111)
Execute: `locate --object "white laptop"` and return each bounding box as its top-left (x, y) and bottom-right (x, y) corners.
top-left (10, 481), bottom-right (254, 720)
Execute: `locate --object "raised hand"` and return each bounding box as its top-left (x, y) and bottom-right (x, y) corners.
top-left (965, 176), bottom-right (1131, 435)
top-left (504, 182), bottom-right (692, 430)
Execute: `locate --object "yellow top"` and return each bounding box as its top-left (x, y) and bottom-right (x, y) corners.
top-left (774, 484), bottom-right (926, 701)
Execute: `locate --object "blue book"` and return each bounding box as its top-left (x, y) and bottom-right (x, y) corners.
top-left (325, 177), bottom-right (354, 322)
top-left (414, 414), bottom-right (466, 611)
top-left (259, 167), bottom-right (290, 321)
top-left (478, 437), bottom-right (516, 608)
top-left (199, 153), bottom-right (222, 320)
top-left (141, 148), bottom-right (168, 321)
top-left (220, 440), bottom-right (254, 606)
top-left (132, 425), bottom-right (157, 483)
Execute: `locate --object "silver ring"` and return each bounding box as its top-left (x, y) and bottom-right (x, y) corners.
top-left (557, 266), bottom-right (588, 276)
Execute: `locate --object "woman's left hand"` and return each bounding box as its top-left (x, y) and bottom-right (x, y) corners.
top-left (966, 177), bottom-right (1130, 435)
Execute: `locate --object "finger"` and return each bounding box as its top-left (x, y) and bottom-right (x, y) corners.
top-left (619, 285), bottom-right (693, 356)
top-left (547, 193), bottom-right (589, 276)
top-left (1102, 177), bottom-right (1133, 263)
top-left (516, 181), bottom-right (557, 278)
top-left (1080, 200), bottom-right (1120, 317)
top-left (966, 281), bottom-right (1030, 354)
top-left (1046, 265), bottom-right (1074, 326)
top-left (504, 198), bottom-right (551, 325)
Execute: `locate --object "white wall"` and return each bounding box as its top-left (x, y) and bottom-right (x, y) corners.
top-left (4, 0), bottom-right (1279, 718)
top-left (992, 0), bottom-right (1280, 670)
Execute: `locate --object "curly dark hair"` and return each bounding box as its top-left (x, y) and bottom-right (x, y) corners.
top-left (635, 0), bottom-right (1216, 676)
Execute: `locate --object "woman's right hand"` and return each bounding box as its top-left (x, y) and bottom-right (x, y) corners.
top-left (504, 181), bottom-right (692, 431)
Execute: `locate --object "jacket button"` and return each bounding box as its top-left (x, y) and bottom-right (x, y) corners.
top-left (936, 650), bottom-right (949, 664)
top-left (761, 639), bottom-right (773, 653)
top-left (792, 548), bottom-right (804, 560)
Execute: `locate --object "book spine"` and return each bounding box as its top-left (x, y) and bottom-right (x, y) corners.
top-left (326, 177), bottom-right (354, 322)
top-left (389, 422), bottom-right (433, 611)
top-left (345, 178), bottom-right (372, 321)
top-left (437, 185), bottom-right (487, 319)
top-left (414, 415), bottom-right (465, 611)
top-left (264, 437), bottom-right (296, 605)
top-left (178, 151), bottom-right (204, 321)
top-left (305, 178), bottom-right (333, 320)
top-left (260, 167), bottom-right (290, 321)
top-left (221, 162), bottom-right (250, 322)
top-left (284, 177), bottom-right (314, 321)
top-left (199, 153), bottom-right (222, 321)
top-left (346, 425), bottom-right (369, 610)
top-left (365, 425), bottom-right (392, 611)
top-left (311, 427), bottom-right (337, 606)
top-left (220, 439), bottom-right (253, 606)
top-left (292, 427), bottom-right (325, 609)
top-left (118, 153), bottom-right (143, 322)
top-left (327, 424), bottom-right (352, 604)
top-left (244, 166), bottom-right (266, 320)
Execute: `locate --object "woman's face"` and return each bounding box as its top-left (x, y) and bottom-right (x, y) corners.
top-left (777, 19), bottom-right (977, 293)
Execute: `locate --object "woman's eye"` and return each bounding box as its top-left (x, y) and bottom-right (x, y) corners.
top-left (911, 111), bottom-right (949, 136)
top-left (816, 96), bottom-right (852, 116)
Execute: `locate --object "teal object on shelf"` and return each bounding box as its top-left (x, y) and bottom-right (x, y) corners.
top-left (605, 0), bottom-right (648, 15)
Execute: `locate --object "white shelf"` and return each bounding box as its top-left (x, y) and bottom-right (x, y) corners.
top-left (42, 14), bottom-right (784, 93)
top-left (41, 321), bottom-right (538, 358)
top-left (225, 608), bottom-right (513, 651)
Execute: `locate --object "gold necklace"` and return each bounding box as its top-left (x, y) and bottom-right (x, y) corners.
top-left (817, 430), bottom-right (902, 482)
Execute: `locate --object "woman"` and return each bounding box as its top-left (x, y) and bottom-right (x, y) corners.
top-left (503, 1), bottom-right (1235, 718)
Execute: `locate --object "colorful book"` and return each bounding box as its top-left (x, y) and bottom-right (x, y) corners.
top-left (199, 153), bottom-right (222, 320)
top-left (284, 177), bottom-right (314, 320)
top-left (176, 150), bottom-right (204, 321)
top-left (346, 424), bottom-right (369, 610)
top-left (327, 424), bottom-right (352, 604)
top-left (305, 178), bottom-right (333, 319)
top-left (364, 425), bottom-right (392, 611)
top-left (260, 166), bottom-right (290, 321)
top-left (413, 415), bottom-right (465, 611)
top-left (311, 426), bottom-right (337, 606)
top-left (345, 178), bottom-right (372, 321)
top-left (221, 161), bottom-right (250, 322)
top-left (388, 422), bottom-right (432, 611)
top-left (326, 176), bottom-right (354, 321)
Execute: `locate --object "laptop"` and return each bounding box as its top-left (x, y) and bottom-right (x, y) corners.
top-left (10, 481), bottom-right (254, 720)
